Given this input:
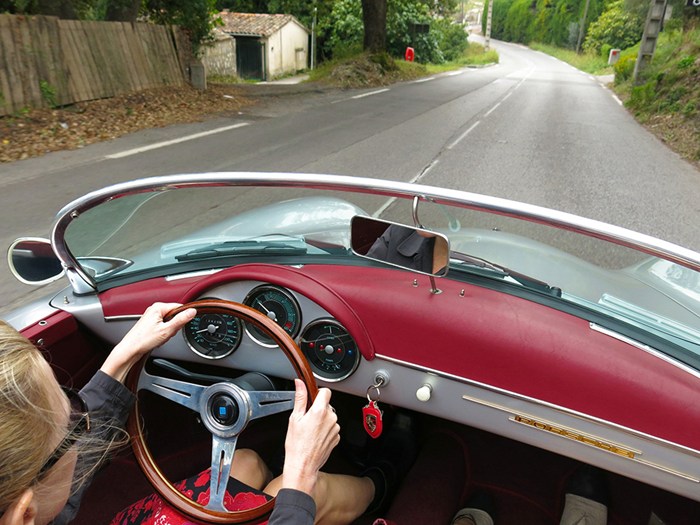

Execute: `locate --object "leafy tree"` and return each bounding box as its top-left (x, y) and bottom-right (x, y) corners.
top-left (145, 0), bottom-right (220, 54)
top-left (583, 0), bottom-right (643, 55)
top-left (323, 0), bottom-right (464, 63)
top-left (105, 0), bottom-right (139, 21)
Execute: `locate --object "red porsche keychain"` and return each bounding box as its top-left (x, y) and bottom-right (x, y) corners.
top-left (362, 384), bottom-right (384, 439)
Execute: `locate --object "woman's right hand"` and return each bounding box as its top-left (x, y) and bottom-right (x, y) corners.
top-left (281, 379), bottom-right (340, 495)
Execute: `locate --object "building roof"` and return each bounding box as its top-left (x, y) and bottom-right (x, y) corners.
top-left (218, 12), bottom-right (309, 38)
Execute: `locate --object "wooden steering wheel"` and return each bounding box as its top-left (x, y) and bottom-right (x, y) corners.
top-left (126, 299), bottom-right (318, 523)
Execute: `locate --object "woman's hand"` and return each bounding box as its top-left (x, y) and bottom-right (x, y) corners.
top-left (100, 302), bottom-right (196, 382)
top-left (281, 379), bottom-right (340, 496)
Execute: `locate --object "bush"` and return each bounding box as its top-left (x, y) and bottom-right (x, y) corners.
top-left (627, 80), bottom-right (657, 112)
top-left (433, 18), bottom-right (468, 62)
top-left (613, 54), bottom-right (635, 83)
top-left (583, 0), bottom-right (643, 56)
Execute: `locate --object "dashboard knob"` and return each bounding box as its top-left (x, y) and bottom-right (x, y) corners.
top-left (416, 384), bottom-right (432, 402)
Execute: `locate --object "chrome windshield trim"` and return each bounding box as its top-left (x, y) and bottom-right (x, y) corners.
top-left (374, 352), bottom-right (700, 458)
top-left (589, 323), bottom-right (700, 381)
top-left (50, 173), bottom-right (700, 290)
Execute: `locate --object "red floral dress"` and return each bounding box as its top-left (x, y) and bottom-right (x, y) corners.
top-left (110, 469), bottom-right (271, 525)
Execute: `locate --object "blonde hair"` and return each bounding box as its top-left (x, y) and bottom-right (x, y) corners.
top-left (0, 319), bottom-right (63, 513)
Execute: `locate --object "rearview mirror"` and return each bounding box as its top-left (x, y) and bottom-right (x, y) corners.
top-left (7, 238), bottom-right (64, 285)
top-left (351, 216), bottom-right (449, 276)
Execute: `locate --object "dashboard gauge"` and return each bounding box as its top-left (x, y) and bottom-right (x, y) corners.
top-left (244, 285), bottom-right (302, 347)
top-left (183, 311), bottom-right (242, 359)
top-left (299, 320), bottom-right (360, 382)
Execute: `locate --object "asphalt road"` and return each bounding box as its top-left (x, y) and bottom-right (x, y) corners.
top-left (2, 38), bottom-right (699, 314)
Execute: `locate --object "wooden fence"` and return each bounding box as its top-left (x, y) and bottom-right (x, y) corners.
top-left (0, 14), bottom-right (189, 116)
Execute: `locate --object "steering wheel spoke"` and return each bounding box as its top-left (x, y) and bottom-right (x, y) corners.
top-left (247, 389), bottom-right (296, 420)
top-left (206, 435), bottom-right (239, 512)
top-left (138, 370), bottom-right (206, 412)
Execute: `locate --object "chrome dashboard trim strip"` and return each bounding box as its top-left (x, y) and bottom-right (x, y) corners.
top-left (49, 173), bottom-right (700, 291)
top-left (590, 323), bottom-right (700, 381)
top-left (374, 352), bottom-right (700, 458)
top-left (462, 395), bottom-right (699, 483)
top-left (104, 315), bottom-right (142, 321)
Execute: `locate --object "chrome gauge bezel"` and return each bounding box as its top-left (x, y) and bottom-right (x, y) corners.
top-left (182, 310), bottom-right (243, 360)
top-left (299, 318), bottom-right (361, 382)
top-left (243, 285), bottom-right (302, 348)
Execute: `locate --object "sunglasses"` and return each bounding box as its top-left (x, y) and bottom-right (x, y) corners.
top-left (36, 387), bottom-right (91, 480)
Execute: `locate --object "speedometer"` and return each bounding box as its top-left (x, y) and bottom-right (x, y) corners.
top-left (244, 285), bottom-right (301, 347)
top-left (183, 311), bottom-right (242, 359)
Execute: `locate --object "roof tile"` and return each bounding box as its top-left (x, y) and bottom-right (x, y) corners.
top-left (218, 12), bottom-right (307, 37)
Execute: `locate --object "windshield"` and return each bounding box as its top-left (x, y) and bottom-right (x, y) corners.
top-left (61, 179), bottom-right (700, 366)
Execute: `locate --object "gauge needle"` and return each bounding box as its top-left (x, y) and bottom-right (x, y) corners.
top-left (256, 300), bottom-right (277, 321)
top-left (256, 300), bottom-right (271, 314)
top-left (196, 324), bottom-right (218, 334)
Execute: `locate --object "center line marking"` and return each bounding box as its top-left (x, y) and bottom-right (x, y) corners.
top-left (106, 123), bottom-right (249, 159)
top-left (447, 121), bottom-right (480, 150)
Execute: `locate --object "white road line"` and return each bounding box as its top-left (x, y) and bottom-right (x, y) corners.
top-left (373, 197), bottom-right (397, 218)
top-left (612, 94), bottom-right (623, 106)
top-left (413, 77), bottom-right (435, 83)
top-left (105, 122), bottom-right (249, 159)
top-left (351, 88), bottom-right (390, 99)
top-left (447, 121), bottom-right (480, 150)
top-left (447, 70), bottom-right (465, 76)
top-left (484, 102), bottom-right (501, 117)
top-left (502, 92), bottom-right (513, 101)
top-left (412, 159), bottom-right (439, 183)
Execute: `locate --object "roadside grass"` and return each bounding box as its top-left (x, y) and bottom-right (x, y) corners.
top-left (613, 26), bottom-right (700, 163)
top-left (308, 43), bottom-right (498, 88)
top-left (529, 42), bottom-right (612, 75)
top-left (425, 43), bottom-right (499, 73)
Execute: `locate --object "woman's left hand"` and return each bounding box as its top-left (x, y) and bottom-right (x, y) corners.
top-left (101, 302), bottom-right (196, 382)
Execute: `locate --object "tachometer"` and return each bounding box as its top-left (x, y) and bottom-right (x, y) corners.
top-left (244, 285), bottom-right (301, 347)
top-left (299, 319), bottom-right (360, 381)
top-left (183, 311), bottom-right (242, 359)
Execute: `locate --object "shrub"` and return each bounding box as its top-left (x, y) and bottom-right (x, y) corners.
top-left (39, 80), bottom-right (57, 108)
top-left (614, 54), bottom-right (635, 83)
top-left (678, 55), bottom-right (696, 69)
top-left (433, 18), bottom-right (468, 62)
top-left (627, 80), bottom-right (656, 112)
top-left (583, 0), bottom-right (643, 56)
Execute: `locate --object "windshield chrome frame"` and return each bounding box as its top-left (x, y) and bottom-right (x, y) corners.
top-left (50, 173), bottom-right (700, 291)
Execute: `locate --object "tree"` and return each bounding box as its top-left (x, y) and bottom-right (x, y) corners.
top-left (105, 0), bottom-right (141, 21)
top-left (361, 0), bottom-right (388, 52)
top-left (145, 0), bottom-right (220, 54)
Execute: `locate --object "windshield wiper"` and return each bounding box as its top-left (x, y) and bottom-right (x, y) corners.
top-left (450, 252), bottom-right (561, 297)
top-left (175, 239), bottom-right (307, 262)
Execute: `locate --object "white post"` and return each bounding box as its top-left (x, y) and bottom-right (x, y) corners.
top-left (485, 0), bottom-right (493, 51)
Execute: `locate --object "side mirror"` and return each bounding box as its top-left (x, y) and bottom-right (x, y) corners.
top-left (351, 216), bottom-right (449, 276)
top-left (7, 238), bottom-right (64, 285)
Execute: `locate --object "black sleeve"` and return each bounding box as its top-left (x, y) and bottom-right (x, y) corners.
top-left (267, 489), bottom-right (316, 525)
top-left (52, 371), bottom-right (135, 525)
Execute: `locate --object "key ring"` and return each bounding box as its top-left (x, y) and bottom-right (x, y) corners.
top-left (366, 376), bottom-right (385, 402)
top-left (366, 385), bottom-right (381, 403)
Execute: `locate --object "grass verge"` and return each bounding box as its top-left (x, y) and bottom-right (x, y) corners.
top-left (308, 43), bottom-right (498, 88)
top-left (530, 42), bottom-right (612, 75)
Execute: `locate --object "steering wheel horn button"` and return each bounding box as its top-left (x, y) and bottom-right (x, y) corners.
top-left (210, 393), bottom-right (239, 426)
